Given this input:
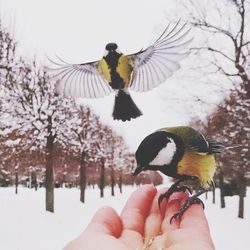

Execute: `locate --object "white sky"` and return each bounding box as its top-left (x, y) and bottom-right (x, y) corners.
top-left (0, 0), bottom-right (228, 150)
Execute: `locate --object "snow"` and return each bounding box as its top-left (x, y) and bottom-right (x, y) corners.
top-left (0, 185), bottom-right (249, 250)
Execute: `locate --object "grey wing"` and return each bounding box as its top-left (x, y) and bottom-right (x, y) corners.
top-left (47, 57), bottom-right (113, 98)
top-left (128, 20), bottom-right (192, 92)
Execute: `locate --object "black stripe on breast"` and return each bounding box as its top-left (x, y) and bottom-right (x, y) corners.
top-left (104, 52), bottom-right (124, 89)
top-left (104, 51), bottom-right (121, 70)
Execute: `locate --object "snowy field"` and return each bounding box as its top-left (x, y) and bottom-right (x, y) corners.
top-left (0, 185), bottom-right (249, 250)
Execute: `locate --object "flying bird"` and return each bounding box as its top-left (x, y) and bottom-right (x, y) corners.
top-left (133, 126), bottom-right (240, 223)
top-left (49, 21), bottom-right (192, 121)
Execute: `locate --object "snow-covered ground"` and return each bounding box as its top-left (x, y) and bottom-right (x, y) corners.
top-left (0, 185), bottom-right (249, 250)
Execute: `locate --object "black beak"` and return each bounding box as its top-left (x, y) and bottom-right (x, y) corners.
top-left (132, 165), bottom-right (145, 176)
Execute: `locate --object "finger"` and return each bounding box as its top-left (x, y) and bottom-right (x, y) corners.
top-left (180, 203), bottom-right (214, 246)
top-left (180, 203), bottom-right (209, 230)
top-left (86, 206), bottom-right (122, 238)
top-left (161, 192), bottom-right (189, 232)
top-left (144, 188), bottom-right (168, 243)
top-left (120, 184), bottom-right (157, 234)
top-left (120, 184), bottom-right (157, 248)
top-left (148, 233), bottom-right (168, 250)
top-left (165, 204), bottom-right (215, 250)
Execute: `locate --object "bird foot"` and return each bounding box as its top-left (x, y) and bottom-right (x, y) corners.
top-left (158, 185), bottom-right (192, 208)
top-left (170, 196), bottom-right (205, 224)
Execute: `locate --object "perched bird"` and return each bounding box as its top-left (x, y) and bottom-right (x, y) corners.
top-left (133, 126), bottom-right (240, 223)
top-left (49, 20), bottom-right (192, 121)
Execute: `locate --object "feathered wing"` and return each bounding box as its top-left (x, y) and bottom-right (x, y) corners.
top-left (163, 127), bottom-right (209, 154)
top-left (206, 139), bottom-right (242, 153)
top-left (47, 57), bottom-right (113, 98)
top-left (128, 20), bottom-right (192, 92)
top-left (187, 135), bottom-right (241, 154)
top-left (187, 132), bottom-right (210, 154)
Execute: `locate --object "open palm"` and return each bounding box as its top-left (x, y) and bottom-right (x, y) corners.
top-left (64, 185), bottom-right (214, 250)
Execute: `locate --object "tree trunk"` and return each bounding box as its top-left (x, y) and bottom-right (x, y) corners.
top-left (15, 169), bottom-right (18, 194)
top-left (45, 131), bottom-right (55, 213)
top-left (80, 150), bottom-right (86, 203)
top-left (219, 171), bottom-right (225, 208)
top-left (118, 175), bottom-right (122, 194)
top-left (212, 186), bottom-right (215, 204)
top-left (32, 169), bottom-right (38, 191)
top-left (110, 166), bottom-right (115, 196)
top-left (205, 192), bottom-right (208, 200)
top-left (100, 158), bottom-right (105, 198)
top-left (238, 192), bottom-right (244, 219)
top-left (29, 168), bottom-right (32, 188)
top-left (238, 174), bottom-right (246, 219)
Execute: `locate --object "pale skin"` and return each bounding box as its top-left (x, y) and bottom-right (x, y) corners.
top-left (64, 185), bottom-right (215, 250)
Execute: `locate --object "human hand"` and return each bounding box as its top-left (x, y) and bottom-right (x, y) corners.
top-left (63, 184), bottom-right (215, 250)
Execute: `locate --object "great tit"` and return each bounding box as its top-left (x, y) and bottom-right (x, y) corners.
top-left (133, 126), bottom-right (239, 222)
top-left (49, 20), bottom-right (192, 121)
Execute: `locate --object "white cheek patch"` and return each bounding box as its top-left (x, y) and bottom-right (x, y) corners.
top-left (149, 139), bottom-right (176, 166)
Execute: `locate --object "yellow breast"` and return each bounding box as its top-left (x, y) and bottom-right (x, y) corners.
top-left (177, 149), bottom-right (216, 187)
top-left (98, 59), bottom-right (111, 82)
top-left (116, 55), bottom-right (133, 86)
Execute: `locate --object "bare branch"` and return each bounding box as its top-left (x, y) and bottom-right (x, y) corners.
top-left (191, 19), bottom-right (237, 46)
top-left (191, 47), bottom-right (235, 62)
top-left (242, 41), bottom-right (250, 47)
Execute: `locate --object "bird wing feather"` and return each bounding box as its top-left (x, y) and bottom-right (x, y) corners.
top-left (206, 139), bottom-right (242, 153)
top-left (163, 127), bottom-right (209, 154)
top-left (47, 56), bottom-right (113, 98)
top-left (128, 20), bottom-right (192, 92)
top-left (187, 133), bottom-right (210, 154)
top-left (187, 135), bottom-right (241, 154)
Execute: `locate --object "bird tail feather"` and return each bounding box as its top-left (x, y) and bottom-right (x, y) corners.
top-left (208, 139), bottom-right (242, 153)
top-left (112, 90), bottom-right (142, 121)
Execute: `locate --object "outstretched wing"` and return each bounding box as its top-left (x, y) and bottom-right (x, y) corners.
top-left (128, 20), bottom-right (192, 92)
top-left (47, 57), bottom-right (113, 98)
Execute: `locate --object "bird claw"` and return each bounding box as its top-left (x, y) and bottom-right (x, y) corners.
top-left (176, 185), bottom-right (193, 195)
top-left (170, 196), bottom-right (205, 224)
top-left (158, 193), bottom-right (166, 208)
top-left (196, 198), bottom-right (205, 209)
top-left (170, 212), bottom-right (181, 224)
top-left (158, 185), bottom-right (192, 209)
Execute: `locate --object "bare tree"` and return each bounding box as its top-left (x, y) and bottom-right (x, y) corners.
top-left (2, 59), bottom-right (77, 212)
top-left (185, 0), bottom-right (250, 218)
top-left (61, 105), bottom-right (98, 203)
top-left (187, 0), bottom-right (250, 90)
top-left (95, 124), bottom-right (111, 198)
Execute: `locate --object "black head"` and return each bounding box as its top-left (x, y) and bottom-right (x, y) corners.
top-left (133, 131), bottom-right (172, 176)
top-left (105, 43), bottom-right (118, 52)
top-left (135, 131), bottom-right (171, 166)
top-left (132, 131), bottom-right (185, 176)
